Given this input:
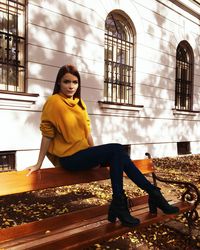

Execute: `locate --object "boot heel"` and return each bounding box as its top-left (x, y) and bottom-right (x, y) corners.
top-left (148, 199), bottom-right (157, 214)
top-left (108, 210), bottom-right (117, 222)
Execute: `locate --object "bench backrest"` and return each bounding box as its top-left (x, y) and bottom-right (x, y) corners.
top-left (0, 159), bottom-right (155, 196)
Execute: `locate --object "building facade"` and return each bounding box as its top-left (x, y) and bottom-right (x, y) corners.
top-left (0, 0), bottom-right (200, 170)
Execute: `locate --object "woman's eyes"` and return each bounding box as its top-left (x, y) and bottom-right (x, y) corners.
top-left (64, 80), bottom-right (78, 84)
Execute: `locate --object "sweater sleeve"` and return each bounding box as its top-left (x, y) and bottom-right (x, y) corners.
top-left (81, 99), bottom-right (91, 132)
top-left (40, 98), bottom-right (56, 138)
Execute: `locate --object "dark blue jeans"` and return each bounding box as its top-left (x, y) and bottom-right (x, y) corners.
top-left (59, 143), bottom-right (154, 196)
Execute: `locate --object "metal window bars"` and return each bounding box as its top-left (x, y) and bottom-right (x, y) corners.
top-left (0, 151), bottom-right (15, 172)
top-left (104, 13), bottom-right (135, 105)
top-left (175, 41), bottom-right (194, 111)
top-left (0, 0), bottom-right (26, 92)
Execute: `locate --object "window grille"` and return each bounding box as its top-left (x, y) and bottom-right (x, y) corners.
top-left (104, 12), bottom-right (135, 105)
top-left (0, 0), bottom-right (26, 92)
top-left (175, 41), bottom-right (194, 111)
top-left (0, 151), bottom-right (15, 172)
top-left (177, 141), bottom-right (191, 155)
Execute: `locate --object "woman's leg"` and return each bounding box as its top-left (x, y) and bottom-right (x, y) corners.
top-left (59, 143), bottom-right (125, 196)
top-left (60, 143), bottom-right (156, 195)
top-left (60, 143), bottom-right (179, 215)
top-left (117, 150), bottom-right (179, 214)
top-left (117, 151), bottom-right (155, 193)
top-left (60, 143), bottom-right (140, 227)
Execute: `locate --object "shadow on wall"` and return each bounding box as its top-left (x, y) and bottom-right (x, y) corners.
top-left (1, 0), bottom-right (105, 156)
top-left (136, 3), bottom-right (200, 155)
top-left (23, 0), bottom-right (104, 130)
top-left (10, 0), bottom-right (200, 157)
top-left (91, 1), bottom-right (200, 158)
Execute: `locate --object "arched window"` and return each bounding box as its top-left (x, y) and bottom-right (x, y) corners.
top-left (104, 12), bottom-right (135, 104)
top-left (175, 41), bottom-right (194, 110)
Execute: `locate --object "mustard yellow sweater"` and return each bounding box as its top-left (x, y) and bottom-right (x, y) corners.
top-left (40, 93), bottom-right (91, 165)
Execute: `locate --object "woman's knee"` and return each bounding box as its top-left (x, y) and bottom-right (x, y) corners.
top-left (106, 143), bottom-right (125, 154)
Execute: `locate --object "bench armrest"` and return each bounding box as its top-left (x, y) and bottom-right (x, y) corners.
top-left (153, 172), bottom-right (200, 222)
top-left (145, 152), bottom-right (200, 223)
top-left (154, 173), bottom-right (199, 204)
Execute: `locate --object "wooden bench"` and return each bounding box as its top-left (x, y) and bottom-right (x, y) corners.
top-left (0, 153), bottom-right (199, 250)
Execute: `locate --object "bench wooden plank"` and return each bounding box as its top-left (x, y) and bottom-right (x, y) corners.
top-left (0, 159), bottom-right (154, 196)
top-left (0, 196), bottom-right (148, 242)
top-left (0, 195), bottom-right (166, 246)
top-left (133, 159), bottom-right (155, 174)
top-left (0, 200), bottom-right (192, 250)
top-left (0, 167), bottom-right (110, 196)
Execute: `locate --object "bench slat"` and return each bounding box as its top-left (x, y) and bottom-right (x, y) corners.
top-left (0, 196), bottom-right (192, 242)
top-left (0, 200), bottom-right (192, 250)
top-left (0, 195), bottom-right (148, 242)
top-left (0, 159), bottom-right (154, 196)
top-left (0, 167), bottom-right (110, 196)
top-left (133, 159), bottom-right (155, 174)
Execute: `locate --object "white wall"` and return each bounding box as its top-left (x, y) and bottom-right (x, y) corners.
top-left (1, 0), bottom-right (200, 170)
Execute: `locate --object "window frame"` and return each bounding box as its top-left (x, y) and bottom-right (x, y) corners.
top-left (104, 11), bottom-right (135, 105)
top-left (175, 40), bottom-right (194, 111)
top-left (0, 0), bottom-right (26, 93)
top-left (177, 141), bottom-right (191, 155)
top-left (0, 151), bottom-right (16, 172)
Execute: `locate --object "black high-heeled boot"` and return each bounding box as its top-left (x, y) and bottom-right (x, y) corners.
top-left (148, 187), bottom-right (179, 214)
top-left (108, 191), bottom-right (140, 227)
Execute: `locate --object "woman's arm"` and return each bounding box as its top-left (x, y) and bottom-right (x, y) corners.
top-left (26, 136), bottom-right (52, 176)
top-left (87, 133), bottom-right (94, 147)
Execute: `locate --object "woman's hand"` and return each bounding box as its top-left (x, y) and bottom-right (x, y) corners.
top-left (26, 136), bottom-right (52, 176)
top-left (26, 164), bottom-right (41, 176)
top-left (87, 133), bottom-right (94, 147)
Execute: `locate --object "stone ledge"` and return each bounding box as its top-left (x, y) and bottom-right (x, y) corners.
top-left (98, 101), bottom-right (144, 116)
top-left (0, 91), bottom-right (39, 110)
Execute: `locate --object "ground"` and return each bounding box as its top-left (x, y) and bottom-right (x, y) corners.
top-left (0, 154), bottom-right (200, 249)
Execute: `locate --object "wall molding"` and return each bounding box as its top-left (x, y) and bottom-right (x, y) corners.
top-left (0, 91), bottom-right (39, 110)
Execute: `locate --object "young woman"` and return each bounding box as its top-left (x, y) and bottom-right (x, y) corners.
top-left (27, 64), bottom-right (179, 227)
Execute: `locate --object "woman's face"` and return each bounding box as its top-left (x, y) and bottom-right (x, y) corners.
top-left (59, 73), bottom-right (79, 98)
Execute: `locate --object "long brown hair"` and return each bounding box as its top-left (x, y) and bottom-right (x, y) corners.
top-left (53, 64), bottom-right (85, 109)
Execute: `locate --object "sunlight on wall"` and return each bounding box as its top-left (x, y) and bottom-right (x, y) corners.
top-left (64, 35), bottom-right (77, 55)
top-left (91, 110), bottom-right (200, 158)
top-left (39, 0), bottom-right (61, 14)
top-left (1, 0), bottom-right (200, 171)
top-left (29, 63), bottom-right (42, 77)
top-left (0, 110), bottom-right (40, 151)
top-left (16, 150), bottom-right (54, 171)
top-left (29, 26), bottom-right (56, 48)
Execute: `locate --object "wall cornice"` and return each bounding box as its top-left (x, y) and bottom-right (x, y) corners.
top-left (169, 0), bottom-right (200, 20)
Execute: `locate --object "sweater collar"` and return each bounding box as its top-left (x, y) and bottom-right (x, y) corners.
top-left (58, 93), bottom-right (79, 107)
